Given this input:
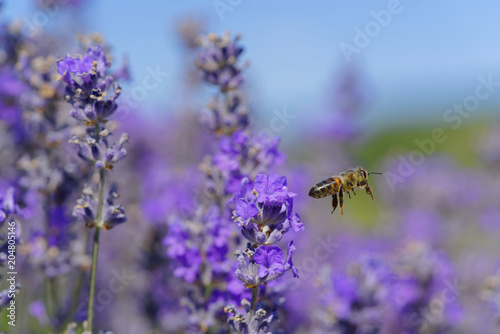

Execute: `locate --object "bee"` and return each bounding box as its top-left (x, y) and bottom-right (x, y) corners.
top-left (308, 166), bottom-right (382, 215)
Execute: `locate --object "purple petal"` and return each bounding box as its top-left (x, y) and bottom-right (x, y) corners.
top-left (267, 245), bottom-right (284, 265)
top-left (257, 265), bottom-right (269, 278)
top-left (285, 241), bottom-right (298, 278)
top-left (290, 213), bottom-right (304, 232)
top-left (253, 245), bottom-right (268, 266)
top-left (234, 199), bottom-right (258, 223)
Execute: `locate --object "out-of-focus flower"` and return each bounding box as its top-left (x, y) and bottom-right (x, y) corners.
top-left (0, 187), bottom-right (19, 224)
top-left (195, 32), bottom-right (245, 92)
top-left (0, 187), bottom-right (20, 309)
top-left (314, 254), bottom-right (393, 334)
top-left (388, 242), bottom-right (462, 333)
top-left (478, 122), bottom-right (500, 166)
top-left (225, 302), bottom-right (277, 334)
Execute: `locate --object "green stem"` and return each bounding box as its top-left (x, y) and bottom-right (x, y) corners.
top-left (44, 279), bottom-right (54, 330)
top-left (88, 123), bottom-right (106, 332)
top-left (249, 286), bottom-right (259, 321)
top-left (49, 278), bottom-right (61, 330)
top-left (96, 169), bottom-right (105, 219)
top-left (87, 225), bottom-right (100, 331)
top-left (94, 122), bottom-right (101, 143)
top-left (63, 263), bottom-right (86, 326)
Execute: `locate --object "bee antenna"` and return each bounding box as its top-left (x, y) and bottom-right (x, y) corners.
top-left (368, 172), bottom-right (383, 175)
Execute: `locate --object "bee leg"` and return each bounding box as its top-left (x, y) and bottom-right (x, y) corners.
top-left (346, 191), bottom-right (351, 199)
top-left (339, 186), bottom-right (344, 215)
top-left (331, 194), bottom-right (338, 214)
top-left (365, 185), bottom-right (375, 201)
top-left (352, 189), bottom-right (356, 196)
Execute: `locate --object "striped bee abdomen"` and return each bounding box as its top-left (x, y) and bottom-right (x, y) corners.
top-left (308, 177), bottom-right (341, 198)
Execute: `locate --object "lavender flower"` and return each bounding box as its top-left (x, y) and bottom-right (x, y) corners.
top-left (0, 187), bottom-right (19, 223)
top-left (225, 302), bottom-right (277, 334)
top-left (228, 173), bottom-right (303, 332)
top-left (57, 45), bottom-right (121, 126)
top-left (234, 241), bottom-right (298, 289)
top-left (160, 33), bottom-right (289, 333)
top-left (482, 267), bottom-right (500, 325)
top-left (57, 43), bottom-right (128, 333)
top-left (388, 242), bottom-right (462, 333)
top-left (254, 245), bottom-right (284, 277)
top-left (59, 45), bottom-right (129, 231)
top-left (478, 122), bottom-right (500, 166)
top-left (73, 185), bottom-right (126, 230)
top-left (69, 132), bottom-right (129, 170)
top-left (195, 32), bottom-right (245, 92)
top-left (314, 254), bottom-right (393, 334)
top-left (233, 174), bottom-right (303, 247)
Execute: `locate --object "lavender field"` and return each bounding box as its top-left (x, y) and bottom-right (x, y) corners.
top-left (1, 1), bottom-right (500, 333)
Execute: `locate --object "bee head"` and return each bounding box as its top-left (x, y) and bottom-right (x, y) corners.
top-left (357, 166), bottom-right (368, 180)
top-left (357, 167), bottom-right (382, 180)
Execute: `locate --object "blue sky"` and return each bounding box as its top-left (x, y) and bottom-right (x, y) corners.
top-left (5, 0), bottom-right (500, 128)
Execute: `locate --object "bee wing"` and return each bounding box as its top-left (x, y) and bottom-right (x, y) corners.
top-left (311, 172), bottom-right (335, 181)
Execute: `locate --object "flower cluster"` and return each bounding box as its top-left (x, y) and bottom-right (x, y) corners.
top-left (0, 188), bottom-right (18, 224)
top-left (56, 43), bottom-right (128, 332)
top-left (196, 33), bottom-right (248, 135)
top-left (159, 33), bottom-right (293, 332)
top-left (57, 45), bottom-right (121, 126)
top-left (195, 32), bottom-right (245, 92)
top-left (4, 4), bottom-right (498, 332)
top-left (58, 45), bottom-right (128, 230)
top-left (69, 132), bottom-right (129, 170)
top-left (159, 33), bottom-right (270, 332)
top-left (0, 18), bottom-right (103, 331)
top-left (314, 242), bottom-right (462, 334)
top-left (314, 254), bottom-right (393, 333)
top-left (202, 130), bottom-right (285, 198)
top-left (226, 173), bottom-right (303, 332)
top-left (225, 302), bottom-right (277, 334)
top-left (482, 267), bottom-right (500, 322)
top-left (201, 91), bottom-right (249, 135)
top-left (233, 174), bottom-right (303, 251)
top-left (162, 203), bottom-right (248, 332)
top-left (389, 242), bottom-right (461, 333)
top-left (73, 184), bottom-right (126, 230)
top-left (478, 122), bottom-right (500, 166)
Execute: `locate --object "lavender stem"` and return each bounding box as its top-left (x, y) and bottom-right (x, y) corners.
top-left (87, 124), bottom-right (106, 331)
top-left (249, 286), bottom-right (258, 321)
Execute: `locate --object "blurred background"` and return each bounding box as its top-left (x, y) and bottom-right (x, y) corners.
top-left (6, 0), bottom-right (500, 125)
top-left (1, 0), bottom-right (500, 333)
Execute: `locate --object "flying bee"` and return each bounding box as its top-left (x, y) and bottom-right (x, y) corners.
top-left (308, 166), bottom-right (382, 215)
